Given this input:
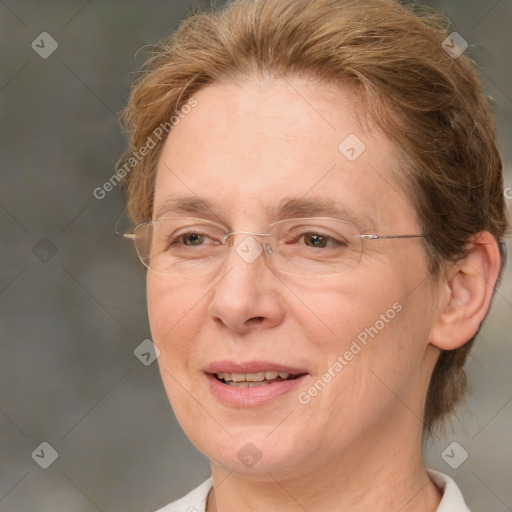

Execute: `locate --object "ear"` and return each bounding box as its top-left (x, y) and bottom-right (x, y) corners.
top-left (429, 231), bottom-right (502, 351)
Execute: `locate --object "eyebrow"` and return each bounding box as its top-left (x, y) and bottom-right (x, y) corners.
top-left (155, 195), bottom-right (371, 229)
top-left (155, 196), bottom-right (226, 220)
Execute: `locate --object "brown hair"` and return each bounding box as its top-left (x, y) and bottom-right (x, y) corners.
top-left (118, 0), bottom-right (509, 435)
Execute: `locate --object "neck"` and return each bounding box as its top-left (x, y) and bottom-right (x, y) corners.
top-left (206, 412), bottom-right (442, 512)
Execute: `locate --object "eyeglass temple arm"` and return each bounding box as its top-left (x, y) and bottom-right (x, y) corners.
top-left (361, 234), bottom-right (425, 240)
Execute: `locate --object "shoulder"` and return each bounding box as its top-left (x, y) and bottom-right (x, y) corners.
top-left (427, 469), bottom-right (472, 512)
top-left (153, 478), bottom-right (213, 512)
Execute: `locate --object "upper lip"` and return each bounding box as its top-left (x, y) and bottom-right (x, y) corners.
top-left (205, 360), bottom-right (308, 375)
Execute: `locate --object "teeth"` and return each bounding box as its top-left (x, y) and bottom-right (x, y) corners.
top-left (246, 372), bottom-right (266, 382)
top-left (217, 371), bottom-right (296, 383)
top-left (226, 381), bottom-right (272, 387)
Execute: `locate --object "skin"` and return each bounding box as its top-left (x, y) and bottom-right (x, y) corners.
top-left (146, 77), bottom-right (501, 511)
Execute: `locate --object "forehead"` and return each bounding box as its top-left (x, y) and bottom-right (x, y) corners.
top-left (153, 77), bottom-right (418, 231)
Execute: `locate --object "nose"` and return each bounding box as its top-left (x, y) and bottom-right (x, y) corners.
top-left (207, 234), bottom-right (284, 334)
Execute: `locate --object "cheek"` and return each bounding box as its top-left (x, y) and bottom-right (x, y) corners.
top-left (146, 275), bottom-right (206, 371)
top-left (288, 276), bottom-right (400, 348)
top-left (299, 265), bottom-right (431, 389)
top-left (146, 276), bottom-right (211, 426)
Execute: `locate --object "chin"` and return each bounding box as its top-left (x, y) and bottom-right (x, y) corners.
top-left (180, 419), bottom-right (315, 477)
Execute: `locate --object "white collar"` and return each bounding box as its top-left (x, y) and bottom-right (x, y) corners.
top-left (155, 469), bottom-right (471, 511)
top-left (427, 469), bottom-right (471, 511)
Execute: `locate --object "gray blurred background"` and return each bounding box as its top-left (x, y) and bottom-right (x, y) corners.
top-left (0, 1), bottom-right (510, 511)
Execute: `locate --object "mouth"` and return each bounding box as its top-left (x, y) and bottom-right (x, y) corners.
top-left (205, 361), bottom-right (309, 406)
top-left (214, 370), bottom-right (303, 387)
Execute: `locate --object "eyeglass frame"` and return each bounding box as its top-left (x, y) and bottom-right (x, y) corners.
top-left (122, 215), bottom-right (427, 276)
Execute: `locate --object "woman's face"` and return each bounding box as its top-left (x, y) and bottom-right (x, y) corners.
top-left (147, 77), bottom-right (440, 478)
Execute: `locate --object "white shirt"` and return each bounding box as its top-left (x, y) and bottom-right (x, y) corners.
top-left (154, 469), bottom-right (471, 511)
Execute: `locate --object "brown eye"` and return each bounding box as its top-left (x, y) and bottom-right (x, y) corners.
top-left (298, 232), bottom-right (347, 249)
top-left (180, 233), bottom-right (206, 246)
top-left (303, 233), bottom-right (329, 248)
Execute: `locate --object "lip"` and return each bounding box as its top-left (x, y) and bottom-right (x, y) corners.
top-left (205, 360), bottom-right (309, 407)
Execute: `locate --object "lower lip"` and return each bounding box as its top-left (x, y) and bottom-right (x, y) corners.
top-left (206, 373), bottom-right (308, 407)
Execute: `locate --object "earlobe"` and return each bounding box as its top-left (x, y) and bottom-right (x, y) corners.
top-left (429, 231), bottom-right (502, 351)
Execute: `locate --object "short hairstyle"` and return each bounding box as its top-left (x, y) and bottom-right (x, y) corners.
top-left (118, 0), bottom-right (509, 435)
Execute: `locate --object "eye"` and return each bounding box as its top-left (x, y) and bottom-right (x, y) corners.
top-left (294, 231), bottom-right (348, 249)
top-left (168, 229), bottom-right (223, 248)
top-left (175, 232), bottom-right (208, 246)
top-left (301, 232), bottom-right (331, 248)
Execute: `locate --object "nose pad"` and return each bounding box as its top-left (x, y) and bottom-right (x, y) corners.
top-left (265, 242), bottom-right (273, 255)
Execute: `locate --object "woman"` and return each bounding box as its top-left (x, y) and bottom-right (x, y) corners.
top-left (118, 0), bottom-right (508, 510)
